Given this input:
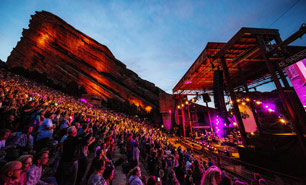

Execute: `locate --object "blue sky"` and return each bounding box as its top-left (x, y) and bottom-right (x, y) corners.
top-left (0, 0), bottom-right (305, 94)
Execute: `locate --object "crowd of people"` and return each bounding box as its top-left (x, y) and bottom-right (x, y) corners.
top-left (115, 112), bottom-right (266, 185)
top-left (0, 68), bottom-right (266, 185)
top-left (0, 68), bottom-right (119, 185)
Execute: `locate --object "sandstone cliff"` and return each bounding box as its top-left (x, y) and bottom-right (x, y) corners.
top-left (6, 10), bottom-right (164, 110)
top-left (0, 60), bottom-right (5, 68)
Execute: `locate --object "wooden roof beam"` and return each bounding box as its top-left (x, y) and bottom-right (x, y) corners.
top-left (233, 42), bottom-right (257, 47)
top-left (229, 47), bottom-right (260, 68)
top-left (227, 48), bottom-right (247, 52)
top-left (224, 52), bottom-right (244, 55)
top-left (214, 27), bottom-right (279, 60)
top-left (267, 23), bottom-right (306, 56)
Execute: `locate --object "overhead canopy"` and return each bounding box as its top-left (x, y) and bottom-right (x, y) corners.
top-left (173, 27), bottom-right (306, 95)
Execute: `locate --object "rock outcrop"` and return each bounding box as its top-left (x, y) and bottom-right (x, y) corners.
top-left (0, 59), bottom-right (5, 68)
top-left (6, 10), bottom-right (164, 110)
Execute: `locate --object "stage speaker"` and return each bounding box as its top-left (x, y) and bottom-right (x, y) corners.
top-left (213, 70), bottom-right (228, 119)
top-left (202, 93), bottom-right (211, 102)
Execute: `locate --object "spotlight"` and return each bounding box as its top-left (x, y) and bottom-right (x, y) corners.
top-left (256, 101), bottom-right (262, 105)
top-left (279, 118), bottom-right (286, 124)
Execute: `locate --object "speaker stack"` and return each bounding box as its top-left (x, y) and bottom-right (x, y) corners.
top-left (213, 70), bottom-right (229, 123)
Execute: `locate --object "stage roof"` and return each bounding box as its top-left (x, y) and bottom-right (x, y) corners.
top-left (173, 27), bottom-right (306, 95)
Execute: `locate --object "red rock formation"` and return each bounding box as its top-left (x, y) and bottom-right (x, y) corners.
top-left (6, 10), bottom-right (163, 110)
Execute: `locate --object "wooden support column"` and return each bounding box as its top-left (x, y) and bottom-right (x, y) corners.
top-left (274, 34), bottom-right (306, 124)
top-left (238, 64), bottom-right (262, 134)
top-left (276, 66), bottom-right (290, 88)
top-left (257, 35), bottom-right (306, 158)
top-left (204, 88), bottom-right (214, 134)
top-left (180, 99), bottom-right (186, 138)
top-left (220, 57), bottom-right (248, 146)
top-left (273, 35), bottom-right (291, 88)
top-left (187, 103), bottom-right (193, 137)
top-left (256, 35), bottom-right (295, 122)
top-left (205, 101), bottom-right (214, 134)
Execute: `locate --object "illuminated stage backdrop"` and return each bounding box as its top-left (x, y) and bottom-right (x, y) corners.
top-left (285, 58), bottom-right (306, 109)
top-left (238, 104), bottom-right (257, 133)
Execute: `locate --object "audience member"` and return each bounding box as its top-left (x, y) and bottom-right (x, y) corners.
top-left (103, 165), bottom-right (115, 185)
top-left (127, 166), bottom-right (143, 185)
top-left (0, 161), bottom-right (22, 184)
top-left (17, 155), bottom-right (33, 185)
top-left (26, 150), bottom-right (57, 185)
top-left (87, 160), bottom-right (107, 185)
top-left (201, 166), bottom-right (221, 185)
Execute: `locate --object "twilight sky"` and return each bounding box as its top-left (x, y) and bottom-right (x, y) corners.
top-left (0, 0), bottom-right (305, 94)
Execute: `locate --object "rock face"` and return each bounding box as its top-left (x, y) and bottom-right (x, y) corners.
top-left (7, 11), bottom-right (164, 110)
top-left (0, 59), bottom-right (5, 68)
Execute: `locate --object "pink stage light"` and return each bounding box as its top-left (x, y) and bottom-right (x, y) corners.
top-left (214, 116), bottom-right (224, 137)
top-left (263, 103), bottom-right (275, 110)
top-left (185, 80), bottom-right (192, 84)
top-left (80, 98), bottom-right (87, 103)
